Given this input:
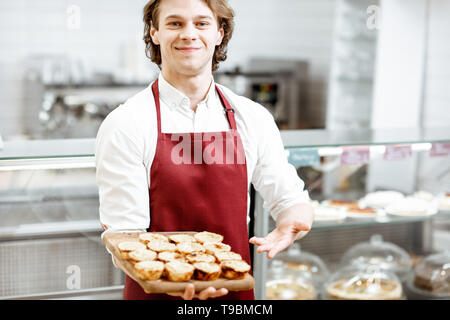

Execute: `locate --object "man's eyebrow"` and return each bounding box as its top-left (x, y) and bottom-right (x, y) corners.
top-left (164, 14), bottom-right (214, 21)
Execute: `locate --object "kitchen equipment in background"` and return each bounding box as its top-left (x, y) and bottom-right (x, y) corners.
top-left (214, 58), bottom-right (309, 130)
top-left (23, 54), bottom-right (158, 139)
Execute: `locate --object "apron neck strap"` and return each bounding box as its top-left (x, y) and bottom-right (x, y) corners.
top-left (151, 79), bottom-right (237, 133)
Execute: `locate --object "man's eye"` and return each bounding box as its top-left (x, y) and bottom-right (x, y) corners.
top-left (168, 22), bottom-right (181, 26)
top-left (197, 22), bottom-right (209, 27)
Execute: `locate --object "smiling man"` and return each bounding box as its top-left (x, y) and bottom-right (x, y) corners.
top-left (95, 0), bottom-right (314, 300)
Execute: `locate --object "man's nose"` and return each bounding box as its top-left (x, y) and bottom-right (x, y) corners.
top-left (180, 23), bottom-right (198, 41)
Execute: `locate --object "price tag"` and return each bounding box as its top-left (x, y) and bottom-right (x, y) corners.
top-left (341, 146), bottom-right (370, 165)
top-left (430, 142), bottom-right (450, 157)
top-left (287, 148), bottom-right (320, 167)
top-left (384, 145), bottom-right (412, 161)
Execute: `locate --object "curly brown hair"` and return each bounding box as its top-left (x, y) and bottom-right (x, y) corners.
top-left (143, 0), bottom-right (235, 72)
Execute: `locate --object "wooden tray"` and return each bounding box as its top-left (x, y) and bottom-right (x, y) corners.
top-left (102, 231), bottom-right (254, 294)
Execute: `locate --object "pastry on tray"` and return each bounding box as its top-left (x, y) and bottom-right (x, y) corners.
top-left (134, 260), bottom-right (165, 281)
top-left (165, 260), bottom-right (195, 282)
top-left (176, 242), bottom-right (206, 254)
top-left (128, 249), bottom-right (157, 264)
top-left (326, 200), bottom-right (359, 208)
top-left (138, 232), bottom-right (169, 245)
top-left (117, 241), bottom-right (146, 259)
top-left (146, 239), bottom-right (177, 252)
top-left (194, 231), bottom-right (224, 244)
top-left (203, 242), bottom-right (231, 255)
top-left (168, 234), bottom-right (196, 244)
top-left (193, 262), bottom-right (222, 281)
top-left (214, 251), bottom-right (242, 263)
top-left (221, 260), bottom-right (251, 280)
top-left (185, 252), bottom-right (216, 264)
top-left (157, 251), bottom-right (186, 263)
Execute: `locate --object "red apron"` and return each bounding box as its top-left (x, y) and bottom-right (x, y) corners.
top-left (123, 79), bottom-right (254, 300)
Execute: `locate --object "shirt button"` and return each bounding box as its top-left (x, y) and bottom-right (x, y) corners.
top-left (182, 98), bottom-right (188, 105)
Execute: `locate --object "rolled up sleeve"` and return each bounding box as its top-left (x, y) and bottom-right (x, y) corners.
top-left (251, 108), bottom-right (310, 222)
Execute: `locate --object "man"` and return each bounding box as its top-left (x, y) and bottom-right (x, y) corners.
top-left (95, 0), bottom-right (314, 300)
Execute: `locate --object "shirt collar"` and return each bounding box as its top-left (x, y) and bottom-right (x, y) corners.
top-left (158, 73), bottom-right (216, 111)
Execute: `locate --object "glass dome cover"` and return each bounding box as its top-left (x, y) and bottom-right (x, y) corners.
top-left (274, 242), bottom-right (330, 284)
top-left (340, 234), bottom-right (412, 281)
top-left (324, 265), bottom-right (403, 300)
top-left (413, 250), bottom-right (450, 297)
top-left (265, 260), bottom-right (317, 300)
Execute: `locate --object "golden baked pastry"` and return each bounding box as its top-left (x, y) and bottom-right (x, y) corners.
top-left (138, 232), bottom-right (169, 245)
top-left (193, 262), bottom-right (221, 281)
top-left (214, 251), bottom-right (242, 263)
top-left (165, 261), bottom-right (195, 282)
top-left (146, 239), bottom-right (177, 252)
top-left (194, 231), bottom-right (224, 244)
top-left (328, 200), bottom-right (359, 208)
top-left (266, 279), bottom-right (317, 300)
top-left (204, 242), bottom-right (231, 255)
top-left (117, 241), bottom-right (146, 259)
top-left (168, 234), bottom-right (196, 244)
top-left (176, 242), bottom-right (206, 255)
top-left (134, 260), bottom-right (165, 281)
top-left (157, 251), bottom-right (186, 263)
top-left (221, 260), bottom-right (250, 280)
top-left (326, 278), bottom-right (402, 300)
top-left (128, 249), bottom-right (157, 264)
top-left (185, 252), bottom-right (216, 264)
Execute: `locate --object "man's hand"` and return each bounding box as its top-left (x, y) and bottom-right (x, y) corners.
top-left (167, 284), bottom-right (228, 300)
top-left (249, 203), bottom-right (314, 259)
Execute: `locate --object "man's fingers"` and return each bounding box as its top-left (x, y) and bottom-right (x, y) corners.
top-left (267, 238), bottom-right (292, 259)
top-left (198, 287), bottom-right (215, 300)
top-left (183, 284), bottom-right (195, 300)
top-left (249, 237), bottom-right (266, 246)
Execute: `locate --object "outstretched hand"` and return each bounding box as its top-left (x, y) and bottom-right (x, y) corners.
top-left (249, 203), bottom-right (314, 259)
top-left (167, 284), bottom-right (228, 300)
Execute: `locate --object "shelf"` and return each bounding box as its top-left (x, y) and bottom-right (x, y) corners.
top-left (280, 127), bottom-right (450, 149)
top-left (311, 211), bottom-right (450, 231)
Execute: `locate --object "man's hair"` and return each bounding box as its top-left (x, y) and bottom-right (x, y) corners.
top-left (143, 0), bottom-right (235, 72)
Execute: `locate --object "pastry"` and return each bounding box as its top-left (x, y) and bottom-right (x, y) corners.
top-left (128, 249), bottom-right (157, 264)
top-left (326, 278), bottom-right (402, 300)
top-left (386, 197), bottom-right (436, 216)
top-left (117, 241), bottom-right (146, 259)
top-left (327, 200), bottom-right (359, 208)
top-left (412, 191), bottom-right (434, 202)
top-left (157, 251), bottom-right (186, 263)
top-left (168, 234), bottom-right (196, 244)
top-left (313, 205), bottom-right (346, 221)
top-left (176, 242), bottom-right (206, 255)
top-left (134, 260), bottom-right (165, 281)
top-left (214, 251), bottom-right (242, 263)
top-left (194, 231), bottom-right (224, 244)
top-left (193, 262), bottom-right (221, 281)
top-left (165, 261), bottom-right (195, 282)
top-left (139, 233), bottom-right (169, 245)
top-left (146, 239), bottom-right (177, 252)
top-left (266, 279), bottom-right (317, 300)
top-left (363, 191), bottom-right (405, 208)
top-left (203, 242), bottom-right (231, 255)
top-left (346, 207), bottom-right (379, 218)
top-left (220, 260), bottom-right (250, 280)
top-left (185, 252), bottom-right (216, 264)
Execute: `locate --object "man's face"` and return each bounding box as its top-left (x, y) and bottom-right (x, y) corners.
top-left (150, 0), bottom-right (224, 76)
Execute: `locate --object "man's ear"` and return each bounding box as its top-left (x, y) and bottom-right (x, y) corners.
top-left (216, 27), bottom-right (224, 46)
top-left (150, 22), bottom-right (160, 45)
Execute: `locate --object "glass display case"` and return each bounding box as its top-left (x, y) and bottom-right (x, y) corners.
top-left (0, 139), bottom-right (124, 299)
top-left (1, 127), bottom-right (449, 300)
top-left (253, 127), bottom-right (450, 300)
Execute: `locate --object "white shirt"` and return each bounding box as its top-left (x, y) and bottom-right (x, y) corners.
top-left (95, 73), bottom-right (309, 236)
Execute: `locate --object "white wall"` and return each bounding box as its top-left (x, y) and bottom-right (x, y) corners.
top-left (423, 0), bottom-right (450, 127)
top-left (0, 0), bottom-right (337, 139)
